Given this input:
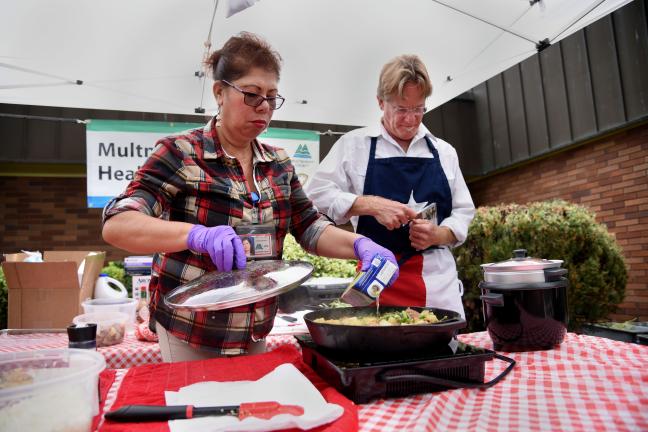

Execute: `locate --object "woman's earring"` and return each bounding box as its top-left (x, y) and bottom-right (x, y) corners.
top-left (216, 106), bottom-right (222, 127)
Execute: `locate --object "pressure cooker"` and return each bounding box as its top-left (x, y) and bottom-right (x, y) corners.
top-left (480, 249), bottom-right (568, 352)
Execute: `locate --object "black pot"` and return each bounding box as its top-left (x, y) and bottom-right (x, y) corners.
top-left (304, 306), bottom-right (466, 359)
top-left (480, 250), bottom-right (569, 352)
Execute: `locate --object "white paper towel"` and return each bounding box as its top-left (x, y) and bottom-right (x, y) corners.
top-left (165, 363), bottom-right (343, 432)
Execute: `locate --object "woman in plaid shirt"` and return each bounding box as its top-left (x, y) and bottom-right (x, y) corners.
top-left (102, 32), bottom-right (396, 361)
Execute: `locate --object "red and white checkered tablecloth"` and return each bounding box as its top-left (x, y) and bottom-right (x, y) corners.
top-left (0, 332), bottom-right (162, 369)
top-left (357, 332), bottom-right (648, 432)
top-left (7, 331), bottom-right (648, 431)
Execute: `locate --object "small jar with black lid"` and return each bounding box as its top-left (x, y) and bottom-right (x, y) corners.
top-left (67, 323), bottom-right (98, 350)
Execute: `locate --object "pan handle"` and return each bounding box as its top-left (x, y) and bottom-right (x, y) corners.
top-left (377, 353), bottom-right (516, 389)
top-left (480, 292), bottom-right (504, 307)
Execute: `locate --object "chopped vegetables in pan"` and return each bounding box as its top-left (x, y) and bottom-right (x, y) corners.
top-left (313, 308), bottom-right (448, 326)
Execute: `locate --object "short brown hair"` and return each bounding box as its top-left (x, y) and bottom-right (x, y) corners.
top-left (377, 55), bottom-right (432, 100)
top-left (206, 32), bottom-right (282, 82)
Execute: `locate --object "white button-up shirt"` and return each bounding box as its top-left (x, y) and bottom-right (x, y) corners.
top-left (305, 122), bottom-right (475, 246)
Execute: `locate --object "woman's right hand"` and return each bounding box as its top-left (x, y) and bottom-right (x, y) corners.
top-left (186, 225), bottom-right (247, 271)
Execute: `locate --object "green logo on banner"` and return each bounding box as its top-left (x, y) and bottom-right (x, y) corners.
top-left (293, 144), bottom-right (312, 159)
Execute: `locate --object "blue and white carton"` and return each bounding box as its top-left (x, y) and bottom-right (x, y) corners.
top-left (340, 254), bottom-right (398, 306)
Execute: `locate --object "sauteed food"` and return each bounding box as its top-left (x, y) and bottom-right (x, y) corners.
top-left (313, 307), bottom-right (446, 326)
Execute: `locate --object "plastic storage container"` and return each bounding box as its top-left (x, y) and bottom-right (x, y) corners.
top-left (0, 348), bottom-right (105, 432)
top-left (82, 297), bottom-right (138, 326)
top-left (581, 322), bottom-right (648, 344)
top-left (73, 311), bottom-right (128, 347)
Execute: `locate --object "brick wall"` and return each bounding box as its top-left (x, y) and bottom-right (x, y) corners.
top-left (0, 177), bottom-right (125, 262)
top-left (469, 121), bottom-right (648, 321)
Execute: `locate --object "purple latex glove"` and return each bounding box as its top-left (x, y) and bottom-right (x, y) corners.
top-left (353, 237), bottom-right (399, 284)
top-left (186, 225), bottom-right (247, 272)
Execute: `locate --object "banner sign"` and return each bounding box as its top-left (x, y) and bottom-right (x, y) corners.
top-left (86, 119), bottom-right (320, 208)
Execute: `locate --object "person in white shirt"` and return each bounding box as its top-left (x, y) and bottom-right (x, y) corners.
top-left (304, 54), bottom-right (475, 317)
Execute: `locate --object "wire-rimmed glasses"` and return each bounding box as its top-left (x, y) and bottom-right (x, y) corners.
top-left (387, 103), bottom-right (427, 117)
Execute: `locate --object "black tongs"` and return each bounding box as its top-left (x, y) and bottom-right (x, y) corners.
top-left (105, 401), bottom-right (304, 422)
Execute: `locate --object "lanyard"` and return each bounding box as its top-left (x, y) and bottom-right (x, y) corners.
top-left (250, 191), bottom-right (261, 224)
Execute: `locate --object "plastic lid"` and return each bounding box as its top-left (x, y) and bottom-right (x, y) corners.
top-left (0, 349), bottom-right (105, 395)
top-left (481, 249), bottom-right (563, 272)
top-left (82, 297), bottom-right (137, 306)
top-left (164, 260), bottom-right (314, 311)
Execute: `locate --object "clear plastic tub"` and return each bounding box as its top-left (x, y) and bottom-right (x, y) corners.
top-left (73, 311), bottom-right (128, 347)
top-left (82, 298), bottom-right (138, 326)
top-left (0, 348), bottom-right (105, 432)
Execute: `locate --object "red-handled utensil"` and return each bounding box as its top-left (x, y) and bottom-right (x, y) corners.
top-left (105, 401), bottom-right (304, 422)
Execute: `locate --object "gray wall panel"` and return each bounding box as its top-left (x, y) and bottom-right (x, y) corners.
top-left (520, 56), bottom-right (549, 156)
top-left (487, 75), bottom-right (511, 169)
top-left (472, 83), bottom-right (494, 173)
top-left (424, 99), bottom-right (479, 175)
top-left (539, 45), bottom-right (572, 148)
top-left (503, 66), bottom-right (529, 162)
top-left (613, 0), bottom-right (648, 121)
top-left (456, 99), bottom-right (480, 175)
top-left (586, 16), bottom-right (626, 130)
top-left (59, 108), bottom-right (87, 162)
top-left (441, 103), bottom-right (463, 155)
top-left (424, 110), bottom-right (445, 139)
top-left (561, 32), bottom-right (598, 140)
top-left (26, 106), bottom-right (61, 161)
top-left (0, 105), bottom-right (26, 161)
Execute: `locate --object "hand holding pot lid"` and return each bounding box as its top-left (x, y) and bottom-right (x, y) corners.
top-left (187, 225), bottom-right (247, 272)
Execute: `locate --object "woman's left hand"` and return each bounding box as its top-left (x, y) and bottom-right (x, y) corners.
top-left (409, 220), bottom-right (456, 250)
top-left (353, 237), bottom-right (399, 284)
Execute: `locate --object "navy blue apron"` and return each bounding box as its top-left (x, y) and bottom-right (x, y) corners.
top-left (356, 135), bottom-right (453, 258)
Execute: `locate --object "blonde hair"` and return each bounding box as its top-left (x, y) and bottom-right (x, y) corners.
top-left (377, 55), bottom-right (432, 100)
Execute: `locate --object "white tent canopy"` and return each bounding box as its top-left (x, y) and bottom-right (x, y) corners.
top-left (0, 0), bottom-right (631, 127)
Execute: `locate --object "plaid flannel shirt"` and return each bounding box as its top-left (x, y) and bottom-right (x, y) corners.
top-left (103, 117), bottom-right (330, 355)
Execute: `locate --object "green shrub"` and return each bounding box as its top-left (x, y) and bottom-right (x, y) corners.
top-left (282, 234), bottom-right (358, 278)
top-left (100, 261), bottom-right (132, 296)
top-left (454, 200), bottom-right (627, 332)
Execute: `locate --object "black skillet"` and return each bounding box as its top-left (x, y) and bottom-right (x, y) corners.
top-left (304, 306), bottom-right (466, 357)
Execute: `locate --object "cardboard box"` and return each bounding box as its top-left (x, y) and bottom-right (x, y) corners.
top-left (2, 251), bottom-right (106, 329)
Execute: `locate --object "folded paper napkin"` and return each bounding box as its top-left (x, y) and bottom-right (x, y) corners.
top-left (165, 363), bottom-right (343, 432)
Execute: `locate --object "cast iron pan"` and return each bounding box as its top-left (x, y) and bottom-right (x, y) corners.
top-left (304, 306), bottom-right (466, 356)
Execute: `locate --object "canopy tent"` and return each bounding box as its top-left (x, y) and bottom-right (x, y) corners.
top-left (0, 0), bottom-right (632, 127)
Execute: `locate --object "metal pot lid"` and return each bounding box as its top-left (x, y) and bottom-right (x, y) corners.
top-left (164, 260), bottom-right (314, 311)
top-left (481, 249), bottom-right (563, 272)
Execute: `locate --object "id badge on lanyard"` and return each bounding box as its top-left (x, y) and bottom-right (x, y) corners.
top-left (235, 191), bottom-right (278, 260)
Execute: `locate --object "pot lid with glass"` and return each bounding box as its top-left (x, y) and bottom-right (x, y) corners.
top-left (164, 260), bottom-right (314, 312)
top-left (481, 249), bottom-right (563, 272)
top-left (480, 250), bottom-right (565, 285)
